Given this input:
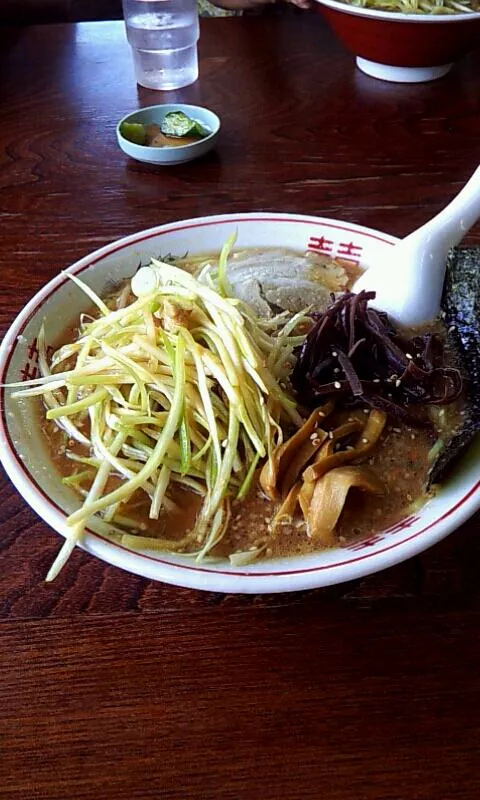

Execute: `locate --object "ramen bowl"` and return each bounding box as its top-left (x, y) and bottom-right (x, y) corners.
top-left (1, 213), bottom-right (480, 593)
top-left (314, 0), bottom-right (480, 83)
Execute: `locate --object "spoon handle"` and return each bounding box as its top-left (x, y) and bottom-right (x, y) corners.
top-left (407, 164), bottom-right (480, 251)
top-left (355, 165), bottom-right (480, 327)
top-left (396, 165), bottom-right (480, 324)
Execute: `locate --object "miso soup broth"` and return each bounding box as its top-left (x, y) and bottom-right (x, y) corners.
top-left (13, 244), bottom-right (464, 579)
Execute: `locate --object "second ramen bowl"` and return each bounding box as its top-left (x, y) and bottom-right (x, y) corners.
top-left (314, 0), bottom-right (480, 83)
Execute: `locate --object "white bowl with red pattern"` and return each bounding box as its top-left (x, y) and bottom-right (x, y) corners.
top-left (1, 213), bottom-right (479, 593)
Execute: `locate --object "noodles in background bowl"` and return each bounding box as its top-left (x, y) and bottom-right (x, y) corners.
top-left (338, 0), bottom-right (480, 14)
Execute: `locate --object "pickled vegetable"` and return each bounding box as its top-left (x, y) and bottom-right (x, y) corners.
top-left (160, 111), bottom-right (207, 139)
top-left (119, 122), bottom-right (147, 145)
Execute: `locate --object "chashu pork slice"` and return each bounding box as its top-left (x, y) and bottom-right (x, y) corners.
top-left (226, 250), bottom-right (348, 317)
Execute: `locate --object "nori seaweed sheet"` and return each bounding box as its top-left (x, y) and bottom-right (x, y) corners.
top-left (428, 246), bottom-right (480, 485)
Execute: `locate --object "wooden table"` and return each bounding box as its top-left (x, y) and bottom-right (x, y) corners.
top-left (1, 15), bottom-right (480, 800)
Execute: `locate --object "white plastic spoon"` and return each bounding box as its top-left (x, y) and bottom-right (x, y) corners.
top-left (353, 164), bottom-right (480, 327)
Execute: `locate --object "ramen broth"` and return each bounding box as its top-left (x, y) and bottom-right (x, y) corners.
top-left (44, 395), bottom-right (460, 557)
top-left (39, 249), bottom-right (464, 561)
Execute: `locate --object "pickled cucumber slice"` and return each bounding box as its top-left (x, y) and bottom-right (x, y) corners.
top-left (160, 111), bottom-right (207, 139)
top-left (120, 122), bottom-right (147, 145)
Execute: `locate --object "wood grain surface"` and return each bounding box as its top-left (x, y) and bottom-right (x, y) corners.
top-left (1, 16), bottom-right (480, 800)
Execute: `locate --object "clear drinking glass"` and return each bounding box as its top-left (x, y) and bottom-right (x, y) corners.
top-left (122, 0), bottom-right (199, 90)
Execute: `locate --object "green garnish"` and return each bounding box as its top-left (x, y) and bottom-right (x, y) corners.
top-left (8, 243), bottom-right (306, 580)
top-left (160, 111), bottom-right (208, 139)
top-left (119, 122), bottom-right (147, 145)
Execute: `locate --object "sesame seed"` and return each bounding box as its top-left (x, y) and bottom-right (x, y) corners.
top-left (392, 427), bottom-right (401, 433)
top-left (410, 433), bottom-right (416, 440)
top-left (328, 430), bottom-right (334, 439)
top-left (332, 351), bottom-right (338, 357)
top-left (310, 433), bottom-right (317, 441)
top-left (334, 381), bottom-right (341, 389)
top-left (361, 437), bottom-right (369, 444)
top-left (373, 378), bottom-right (380, 383)
top-left (448, 325), bottom-right (456, 333)
top-left (405, 353), bottom-right (413, 360)
top-left (333, 367), bottom-right (340, 374)
top-left (395, 379), bottom-right (401, 388)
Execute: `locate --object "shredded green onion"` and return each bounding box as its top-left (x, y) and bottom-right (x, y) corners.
top-left (7, 245), bottom-right (309, 579)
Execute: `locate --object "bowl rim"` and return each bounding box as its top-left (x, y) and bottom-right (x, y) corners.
top-left (116, 103), bottom-right (221, 152)
top-left (314, 0), bottom-right (480, 22)
top-left (1, 211), bottom-right (480, 593)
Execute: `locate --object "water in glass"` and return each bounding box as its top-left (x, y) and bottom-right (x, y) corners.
top-left (122, 0), bottom-right (199, 90)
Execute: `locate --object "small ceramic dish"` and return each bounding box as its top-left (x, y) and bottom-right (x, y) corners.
top-left (314, 0), bottom-right (480, 83)
top-left (116, 103), bottom-right (220, 165)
